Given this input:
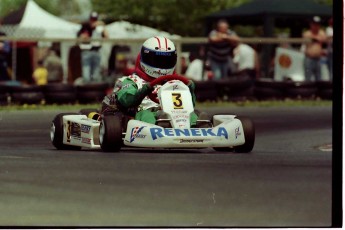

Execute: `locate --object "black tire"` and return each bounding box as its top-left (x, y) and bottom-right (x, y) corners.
top-left (285, 81), bottom-right (317, 99)
top-left (43, 83), bottom-right (75, 92)
top-left (253, 78), bottom-right (288, 100)
top-left (11, 92), bottom-right (44, 104)
top-left (316, 81), bottom-right (332, 100)
top-left (318, 89), bottom-right (332, 100)
top-left (43, 83), bottom-right (76, 104)
top-left (234, 116), bottom-right (255, 153)
top-left (0, 84), bottom-right (10, 105)
top-left (51, 113), bottom-right (81, 150)
top-left (76, 82), bottom-right (109, 91)
top-left (253, 87), bottom-right (285, 100)
top-left (44, 92), bottom-right (77, 104)
top-left (77, 91), bottom-right (106, 104)
top-left (195, 81), bottom-right (218, 102)
top-left (286, 87), bottom-right (318, 98)
top-left (0, 93), bottom-right (8, 105)
top-left (99, 114), bottom-right (123, 152)
top-left (254, 78), bottom-right (287, 88)
top-left (215, 76), bottom-right (253, 101)
top-left (7, 85), bottom-right (43, 93)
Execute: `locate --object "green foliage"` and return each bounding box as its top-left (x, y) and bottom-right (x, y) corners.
top-left (91, 0), bottom-right (250, 36)
top-left (0, 0), bottom-right (80, 19)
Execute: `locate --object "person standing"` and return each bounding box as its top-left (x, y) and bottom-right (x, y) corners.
top-left (207, 19), bottom-right (240, 80)
top-left (32, 60), bottom-right (48, 85)
top-left (325, 17), bottom-right (333, 81)
top-left (302, 16), bottom-right (327, 82)
top-left (185, 52), bottom-right (205, 81)
top-left (232, 41), bottom-right (260, 81)
top-left (77, 11), bottom-right (109, 83)
top-left (44, 49), bottom-right (63, 83)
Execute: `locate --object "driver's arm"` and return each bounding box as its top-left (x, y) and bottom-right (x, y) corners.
top-left (187, 80), bottom-right (196, 107)
top-left (116, 78), bottom-right (152, 108)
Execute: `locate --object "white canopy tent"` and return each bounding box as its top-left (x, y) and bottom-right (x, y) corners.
top-left (105, 20), bottom-right (180, 39)
top-left (13, 0), bottom-right (80, 38)
top-left (2, 0), bottom-right (80, 81)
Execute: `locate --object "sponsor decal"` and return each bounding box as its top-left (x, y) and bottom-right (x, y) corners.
top-left (235, 127), bottom-right (241, 139)
top-left (67, 121), bottom-right (81, 142)
top-left (81, 124), bottom-right (91, 134)
top-left (180, 139), bottom-right (204, 143)
top-left (82, 137), bottom-right (91, 144)
top-left (155, 51), bottom-right (172, 56)
top-left (130, 126), bottom-right (146, 143)
top-left (150, 128), bottom-right (228, 140)
top-left (176, 119), bottom-right (187, 123)
top-left (172, 114), bottom-right (189, 119)
top-left (173, 85), bottom-right (179, 90)
top-left (122, 83), bottom-right (131, 89)
top-left (170, 110), bottom-right (188, 114)
top-left (278, 54), bottom-right (292, 68)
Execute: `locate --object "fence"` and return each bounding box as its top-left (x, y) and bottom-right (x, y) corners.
top-left (0, 35), bottom-right (311, 79)
top-left (0, 36), bottom-right (332, 104)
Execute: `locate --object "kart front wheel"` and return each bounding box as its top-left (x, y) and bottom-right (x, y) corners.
top-left (99, 114), bottom-right (123, 152)
top-left (234, 116), bottom-right (255, 153)
top-left (51, 113), bottom-right (82, 150)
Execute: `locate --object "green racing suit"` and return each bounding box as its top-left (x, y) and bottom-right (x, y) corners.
top-left (113, 75), bottom-right (198, 126)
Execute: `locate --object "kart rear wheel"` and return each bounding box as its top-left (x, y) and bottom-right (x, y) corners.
top-left (234, 116), bottom-right (255, 153)
top-left (51, 113), bottom-right (82, 150)
top-left (99, 114), bottom-right (123, 152)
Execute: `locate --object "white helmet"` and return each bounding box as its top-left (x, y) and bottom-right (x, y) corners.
top-left (140, 36), bottom-right (177, 78)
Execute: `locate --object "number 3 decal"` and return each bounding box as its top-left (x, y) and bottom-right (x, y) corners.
top-left (172, 93), bottom-right (183, 109)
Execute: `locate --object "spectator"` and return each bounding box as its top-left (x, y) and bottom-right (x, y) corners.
top-left (0, 30), bottom-right (11, 81)
top-left (207, 19), bottom-right (240, 80)
top-left (44, 49), bottom-right (63, 83)
top-left (301, 16), bottom-right (327, 82)
top-left (77, 11), bottom-right (109, 83)
top-left (180, 56), bottom-right (188, 75)
top-left (185, 52), bottom-right (204, 81)
top-left (232, 41), bottom-right (260, 81)
top-left (325, 17), bottom-right (333, 80)
top-left (32, 60), bottom-right (48, 85)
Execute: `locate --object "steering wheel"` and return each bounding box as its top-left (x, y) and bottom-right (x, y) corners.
top-left (148, 75), bottom-right (190, 104)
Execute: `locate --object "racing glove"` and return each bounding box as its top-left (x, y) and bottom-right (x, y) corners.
top-left (132, 83), bottom-right (153, 106)
top-left (117, 83), bottom-right (153, 108)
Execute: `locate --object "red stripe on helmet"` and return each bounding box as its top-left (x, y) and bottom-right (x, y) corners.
top-left (164, 37), bottom-right (168, 50)
top-left (154, 36), bottom-right (161, 49)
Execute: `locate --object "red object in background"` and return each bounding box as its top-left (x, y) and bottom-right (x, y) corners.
top-left (123, 67), bottom-right (135, 76)
top-left (207, 71), bottom-right (214, 80)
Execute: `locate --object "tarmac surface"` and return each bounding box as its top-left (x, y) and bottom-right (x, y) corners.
top-left (0, 106), bottom-right (333, 227)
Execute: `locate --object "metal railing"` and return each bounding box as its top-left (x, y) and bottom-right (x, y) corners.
top-left (0, 36), bottom-right (311, 80)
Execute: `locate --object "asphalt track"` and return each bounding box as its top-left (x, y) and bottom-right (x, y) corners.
top-left (0, 106), bottom-right (333, 227)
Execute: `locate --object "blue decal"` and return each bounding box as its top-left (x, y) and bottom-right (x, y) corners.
top-left (81, 124), bottom-right (91, 134)
top-left (150, 128), bottom-right (228, 140)
top-left (130, 126), bottom-right (146, 143)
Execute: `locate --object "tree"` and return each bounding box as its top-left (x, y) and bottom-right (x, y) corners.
top-left (91, 0), bottom-right (249, 36)
top-left (0, 0), bottom-right (81, 19)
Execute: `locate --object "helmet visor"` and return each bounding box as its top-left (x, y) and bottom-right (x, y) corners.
top-left (141, 48), bottom-right (177, 69)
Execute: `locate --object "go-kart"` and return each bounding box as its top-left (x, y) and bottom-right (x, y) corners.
top-left (50, 75), bottom-right (255, 153)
